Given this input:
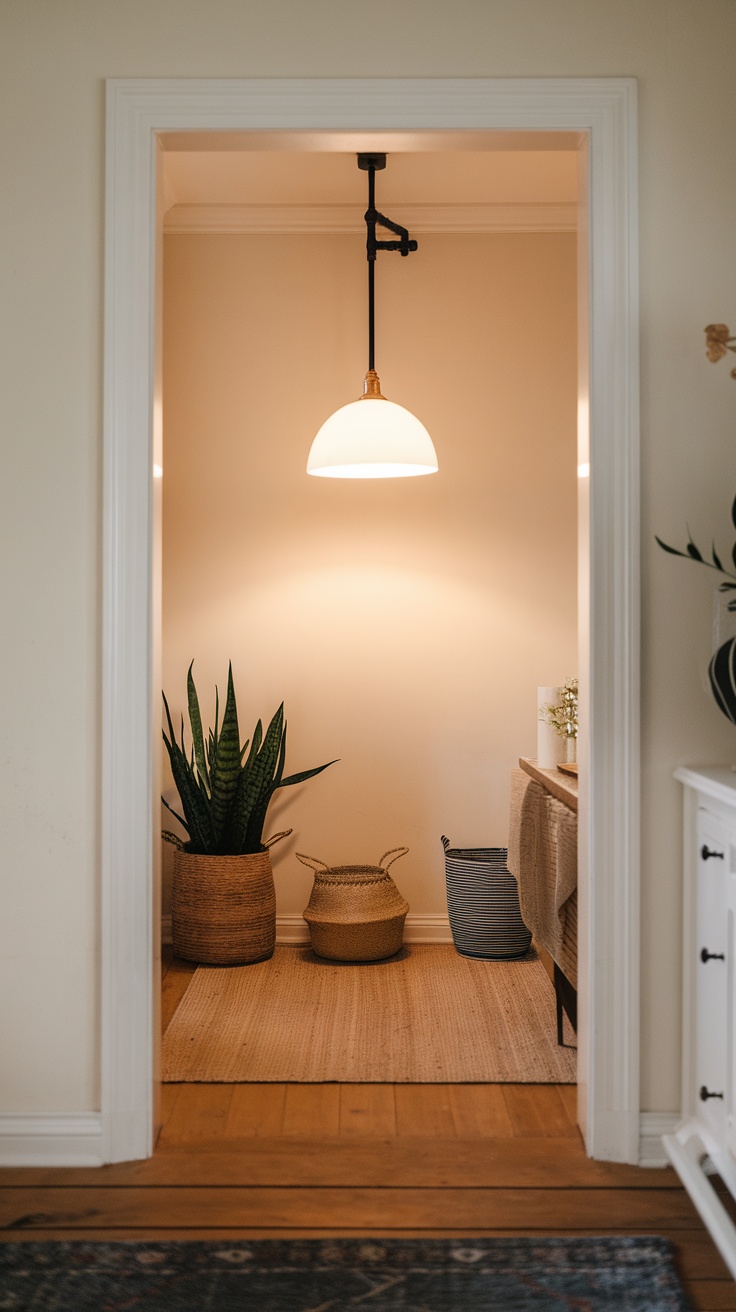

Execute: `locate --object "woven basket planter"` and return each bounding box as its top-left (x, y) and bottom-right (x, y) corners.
top-left (297, 848), bottom-right (410, 962)
top-left (171, 831), bottom-right (290, 965)
top-left (442, 835), bottom-right (532, 961)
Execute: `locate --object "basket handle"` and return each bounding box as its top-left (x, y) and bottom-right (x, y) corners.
top-left (263, 828), bottom-right (293, 850)
top-left (295, 851), bottom-right (330, 871)
top-left (379, 846), bottom-right (409, 871)
top-left (441, 835), bottom-right (450, 851)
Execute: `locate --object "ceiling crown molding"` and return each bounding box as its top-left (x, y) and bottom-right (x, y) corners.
top-left (164, 201), bottom-right (576, 236)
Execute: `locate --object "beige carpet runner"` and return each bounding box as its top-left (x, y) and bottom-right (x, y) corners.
top-left (162, 945), bottom-right (575, 1083)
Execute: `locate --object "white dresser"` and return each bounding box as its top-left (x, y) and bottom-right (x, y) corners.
top-left (665, 767), bottom-right (736, 1278)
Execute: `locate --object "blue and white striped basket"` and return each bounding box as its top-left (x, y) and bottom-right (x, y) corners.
top-left (442, 836), bottom-right (532, 961)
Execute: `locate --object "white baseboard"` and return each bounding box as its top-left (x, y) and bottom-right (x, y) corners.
top-left (639, 1112), bottom-right (681, 1167)
top-left (162, 913), bottom-right (453, 947)
top-left (403, 915), bottom-right (453, 944)
top-left (0, 1113), bottom-right (104, 1167)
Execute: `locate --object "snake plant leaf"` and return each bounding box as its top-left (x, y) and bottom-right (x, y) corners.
top-left (164, 735), bottom-right (213, 852)
top-left (187, 662), bottom-right (209, 788)
top-left (278, 759), bottom-right (339, 790)
top-left (162, 691), bottom-right (177, 748)
top-left (162, 796), bottom-right (189, 834)
top-left (686, 535), bottom-right (704, 562)
top-left (243, 724), bottom-right (261, 774)
top-left (274, 721), bottom-right (287, 787)
top-left (223, 715), bottom-right (277, 852)
top-left (224, 762), bottom-right (258, 852)
top-left (210, 663), bottom-right (242, 847)
top-left (713, 542), bottom-right (724, 571)
top-left (241, 705), bottom-right (285, 852)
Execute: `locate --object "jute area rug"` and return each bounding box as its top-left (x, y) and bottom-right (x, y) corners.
top-left (0, 1239), bottom-right (690, 1310)
top-left (162, 944), bottom-right (576, 1083)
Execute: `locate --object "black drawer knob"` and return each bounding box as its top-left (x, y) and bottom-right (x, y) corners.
top-left (700, 1085), bottom-right (724, 1101)
top-left (701, 845), bottom-right (724, 861)
top-left (700, 947), bottom-right (726, 963)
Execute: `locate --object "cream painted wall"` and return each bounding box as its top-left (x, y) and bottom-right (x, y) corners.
top-left (1, 0), bottom-right (736, 1113)
top-left (161, 230), bottom-right (578, 916)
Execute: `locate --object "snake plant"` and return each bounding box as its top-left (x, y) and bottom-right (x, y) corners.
top-left (162, 663), bottom-right (337, 855)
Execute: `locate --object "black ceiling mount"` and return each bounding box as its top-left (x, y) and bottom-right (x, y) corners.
top-left (356, 153), bottom-right (417, 374)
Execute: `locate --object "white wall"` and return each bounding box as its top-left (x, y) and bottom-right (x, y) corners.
top-left (161, 229), bottom-right (578, 916)
top-left (1, 0), bottom-right (736, 1113)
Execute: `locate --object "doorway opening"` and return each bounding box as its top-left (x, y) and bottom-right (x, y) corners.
top-left (157, 133), bottom-right (580, 1128)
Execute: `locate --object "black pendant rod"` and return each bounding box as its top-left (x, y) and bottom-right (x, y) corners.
top-left (367, 162), bottom-right (376, 372)
top-left (358, 153), bottom-right (418, 379)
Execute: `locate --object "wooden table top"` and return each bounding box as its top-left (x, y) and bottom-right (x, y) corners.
top-left (518, 757), bottom-right (578, 813)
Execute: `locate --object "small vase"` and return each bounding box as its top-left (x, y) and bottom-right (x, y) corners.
top-left (537, 686), bottom-right (565, 768)
top-left (564, 735), bottom-right (577, 764)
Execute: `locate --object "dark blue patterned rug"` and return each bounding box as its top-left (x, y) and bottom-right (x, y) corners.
top-left (0, 1237), bottom-right (691, 1310)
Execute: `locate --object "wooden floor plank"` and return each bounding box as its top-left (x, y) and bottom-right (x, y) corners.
top-left (688, 1281), bottom-right (736, 1310)
top-left (395, 1085), bottom-right (456, 1137)
top-left (0, 1186), bottom-right (701, 1233)
top-left (339, 1085), bottom-right (397, 1138)
top-left (157, 1084), bottom-right (233, 1146)
top-left (159, 1083), bottom-right (181, 1130)
top-left (0, 1139), bottom-right (679, 1190)
top-left (557, 1083), bottom-right (578, 1125)
top-left (161, 959), bottom-right (196, 1034)
top-left (224, 1084), bottom-right (287, 1139)
top-left (282, 1084), bottom-right (341, 1137)
top-left (447, 1085), bottom-right (515, 1138)
top-left (502, 1085), bottom-right (578, 1138)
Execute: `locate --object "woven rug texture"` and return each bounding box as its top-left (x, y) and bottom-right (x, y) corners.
top-left (0, 1238), bottom-right (691, 1310)
top-left (162, 944), bottom-right (576, 1082)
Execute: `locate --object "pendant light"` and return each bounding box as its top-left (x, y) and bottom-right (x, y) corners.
top-left (307, 153), bottom-right (439, 480)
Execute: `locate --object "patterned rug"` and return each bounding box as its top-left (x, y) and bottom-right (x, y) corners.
top-left (0, 1237), bottom-right (691, 1309)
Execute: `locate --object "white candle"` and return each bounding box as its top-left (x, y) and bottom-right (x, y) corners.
top-left (537, 686), bottom-right (564, 768)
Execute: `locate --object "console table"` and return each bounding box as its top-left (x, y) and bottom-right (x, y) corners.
top-left (510, 759), bottom-right (578, 1042)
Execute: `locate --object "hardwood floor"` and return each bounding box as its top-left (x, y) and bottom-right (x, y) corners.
top-left (0, 948), bottom-right (732, 1311)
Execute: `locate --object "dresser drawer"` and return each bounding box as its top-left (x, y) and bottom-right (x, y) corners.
top-left (695, 811), bottom-right (729, 1138)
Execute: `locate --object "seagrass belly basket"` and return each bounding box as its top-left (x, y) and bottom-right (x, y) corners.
top-left (297, 847), bottom-right (410, 962)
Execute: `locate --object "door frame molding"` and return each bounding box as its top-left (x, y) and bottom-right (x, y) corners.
top-left (102, 76), bottom-right (639, 1163)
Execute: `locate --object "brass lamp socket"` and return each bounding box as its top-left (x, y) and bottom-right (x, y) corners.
top-left (360, 370), bottom-right (386, 400)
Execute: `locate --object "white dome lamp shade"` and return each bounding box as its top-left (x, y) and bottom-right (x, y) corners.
top-left (307, 154), bottom-right (439, 480)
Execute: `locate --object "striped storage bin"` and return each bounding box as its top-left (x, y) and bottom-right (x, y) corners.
top-left (442, 836), bottom-right (532, 960)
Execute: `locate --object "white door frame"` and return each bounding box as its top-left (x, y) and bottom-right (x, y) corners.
top-left (102, 77), bottom-right (639, 1164)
